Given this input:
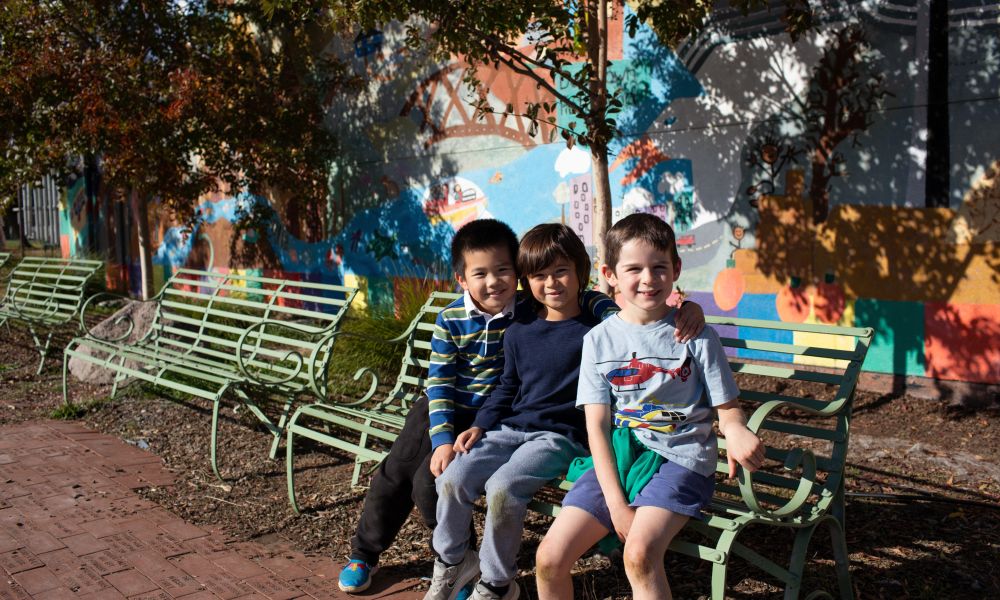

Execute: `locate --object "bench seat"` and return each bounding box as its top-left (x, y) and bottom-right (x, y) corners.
top-left (64, 267), bottom-right (358, 479)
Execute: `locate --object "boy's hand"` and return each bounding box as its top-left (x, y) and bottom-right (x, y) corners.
top-left (675, 301), bottom-right (706, 342)
top-left (430, 444), bottom-right (456, 477)
top-left (453, 427), bottom-right (483, 454)
top-left (723, 426), bottom-right (765, 478)
top-left (608, 501), bottom-right (636, 542)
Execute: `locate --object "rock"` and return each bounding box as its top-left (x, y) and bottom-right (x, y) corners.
top-left (68, 300), bottom-right (159, 385)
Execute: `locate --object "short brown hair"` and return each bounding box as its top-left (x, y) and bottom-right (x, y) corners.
top-left (517, 223), bottom-right (591, 291)
top-left (605, 213), bottom-right (679, 270)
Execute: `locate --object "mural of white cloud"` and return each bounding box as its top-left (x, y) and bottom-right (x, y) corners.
top-left (623, 187), bottom-right (655, 212)
top-left (555, 146), bottom-right (592, 178)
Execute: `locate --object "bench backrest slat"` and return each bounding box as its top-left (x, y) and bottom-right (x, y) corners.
top-left (1, 257), bottom-right (103, 323)
top-left (146, 268), bottom-right (357, 390)
top-left (376, 291), bottom-right (461, 412)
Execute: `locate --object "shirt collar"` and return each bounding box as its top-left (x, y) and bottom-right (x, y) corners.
top-left (463, 290), bottom-right (515, 320)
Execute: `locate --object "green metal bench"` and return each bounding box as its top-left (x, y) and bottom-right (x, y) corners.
top-left (0, 256), bottom-right (104, 373)
top-left (285, 301), bottom-right (873, 598)
top-left (0, 252), bottom-right (10, 271)
top-left (529, 316), bottom-right (874, 600)
top-left (284, 290), bottom-right (459, 513)
top-left (63, 267), bottom-right (358, 479)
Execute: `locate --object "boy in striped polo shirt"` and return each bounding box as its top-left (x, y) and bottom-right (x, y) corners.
top-left (339, 219), bottom-right (705, 594)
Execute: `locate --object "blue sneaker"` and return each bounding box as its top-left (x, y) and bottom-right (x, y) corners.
top-left (338, 559), bottom-right (376, 593)
top-left (455, 581), bottom-right (476, 600)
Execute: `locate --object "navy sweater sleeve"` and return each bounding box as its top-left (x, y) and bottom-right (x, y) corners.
top-left (472, 330), bottom-right (520, 431)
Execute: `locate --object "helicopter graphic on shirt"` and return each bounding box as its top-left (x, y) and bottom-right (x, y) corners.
top-left (597, 353), bottom-right (693, 393)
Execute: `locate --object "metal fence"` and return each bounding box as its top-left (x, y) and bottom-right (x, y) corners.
top-left (17, 174), bottom-right (61, 248)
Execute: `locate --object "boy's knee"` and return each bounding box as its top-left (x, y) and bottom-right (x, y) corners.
top-left (622, 542), bottom-right (659, 579)
top-left (484, 483), bottom-right (513, 515)
top-left (435, 469), bottom-right (459, 498)
top-left (535, 539), bottom-right (570, 581)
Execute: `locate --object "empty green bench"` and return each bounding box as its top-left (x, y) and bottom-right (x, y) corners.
top-left (0, 256), bottom-right (104, 373)
top-left (63, 267), bottom-right (358, 479)
top-left (284, 290), bottom-right (457, 513)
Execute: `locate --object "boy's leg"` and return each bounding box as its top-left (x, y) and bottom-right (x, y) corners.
top-left (350, 396), bottom-right (434, 565)
top-left (535, 507), bottom-right (609, 600)
top-left (621, 506), bottom-right (688, 600)
top-left (432, 434), bottom-right (515, 564)
top-left (478, 430), bottom-right (584, 589)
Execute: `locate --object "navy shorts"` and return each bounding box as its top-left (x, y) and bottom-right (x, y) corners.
top-left (562, 461), bottom-right (714, 531)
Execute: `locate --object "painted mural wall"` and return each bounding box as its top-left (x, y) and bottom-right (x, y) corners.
top-left (61, 1), bottom-right (1000, 387)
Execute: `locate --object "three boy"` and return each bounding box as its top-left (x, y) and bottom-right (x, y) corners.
top-left (338, 216), bottom-right (712, 596)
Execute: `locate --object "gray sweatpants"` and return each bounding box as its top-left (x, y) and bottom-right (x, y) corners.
top-left (432, 426), bottom-right (585, 587)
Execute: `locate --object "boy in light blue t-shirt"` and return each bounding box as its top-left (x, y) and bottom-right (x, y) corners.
top-left (535, 214), bottom-right (765, 600)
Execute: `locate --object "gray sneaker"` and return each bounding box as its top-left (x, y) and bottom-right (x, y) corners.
top-left (423, 550), bottom-right (481, 600)
top-left (469, 581), bottom-right (520, 600)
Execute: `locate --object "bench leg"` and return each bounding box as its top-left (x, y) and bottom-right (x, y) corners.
top-left (785, 517), bottom-right (853, 600)
top-left (268, 395), bottom-right (294, 461)
top-left (286, 416), bottom-right (301, 514)
top-left (61, 351), bottom-right (72, 406)
top-left (351, 427), bottom-right (372, 487)
top-left (709, 529), bottom-right (738, 600)
top-left (110, 355), bottom-right (128, 399)
top-left (209, 386), bottom-right (233, 482)
top-left (27, 327), bottom-right (53, 375)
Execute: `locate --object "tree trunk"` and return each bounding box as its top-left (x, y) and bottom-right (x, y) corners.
top-left (591, 142), bottom-right (613, 292)
top-left (925, 0), bottom-right (950, 207)
top-left (586, 0), bottom-right (612, 293)
top-left (129, 189), bottom-right (154, 300)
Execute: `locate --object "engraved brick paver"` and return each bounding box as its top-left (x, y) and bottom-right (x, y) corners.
top-left (60, 533), bottom-right (109, 557)
top-left (0, 422), bottom-right (426, 600)
top-left (103, 569), bottom-right (158, 597)
top-left (0, 549), bottom-right (45, 574)
top-left (12, 567), bottom-right (62, 595)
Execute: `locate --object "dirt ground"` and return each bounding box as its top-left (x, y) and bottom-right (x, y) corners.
top-left (1, 325), bottom-right (999, 599)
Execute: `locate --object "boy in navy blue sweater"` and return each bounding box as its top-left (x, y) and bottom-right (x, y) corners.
top-left (425, 224), bottom-right (599, 600)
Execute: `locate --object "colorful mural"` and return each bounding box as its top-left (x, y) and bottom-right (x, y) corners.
top-left (62, 2), bottom-right (1000, 388)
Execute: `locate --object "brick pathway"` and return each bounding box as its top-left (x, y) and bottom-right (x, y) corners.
top-left (0, 422), bottom-right (423, 600)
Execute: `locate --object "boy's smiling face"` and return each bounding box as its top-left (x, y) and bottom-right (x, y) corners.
top-left (603, 239), bottom-right (681, 324)
top-left (526, 257), bottom-right (581, 320)
top-left (455, 245), bottom-right (517, 316)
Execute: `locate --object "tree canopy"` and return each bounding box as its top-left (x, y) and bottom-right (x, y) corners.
top-left (0, 0), bottom-right (353, 229)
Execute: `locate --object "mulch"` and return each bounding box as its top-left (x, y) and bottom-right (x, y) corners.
top-left (1, 327), bottom-right (998, 599)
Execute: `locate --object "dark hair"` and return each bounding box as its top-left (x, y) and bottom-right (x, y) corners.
top-left (517, 223), bottom-right (591, 291)
top-left (450, 219), bottom-right (519, 276)
top-left (605, 213), bottom-right (679, 270)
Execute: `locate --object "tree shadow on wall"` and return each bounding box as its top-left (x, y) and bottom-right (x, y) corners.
top-left (227, 22), bottom-right (463, 280)
top-left (725, 23), bottom-right (1000, 401)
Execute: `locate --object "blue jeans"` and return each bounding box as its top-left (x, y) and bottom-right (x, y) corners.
top-left (432, 426), bottom-right (585, 587)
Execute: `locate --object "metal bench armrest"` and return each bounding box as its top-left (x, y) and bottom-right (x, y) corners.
top-left (305, 330), bottom-right (382, 405)
top-left (78, 292), bottom-right (161, 342)
top-left (736, 399), bottom-right (828, 519)
top-left (5, 280), bottom-right (63, 321)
